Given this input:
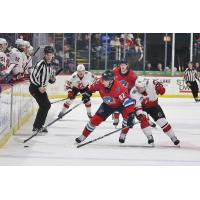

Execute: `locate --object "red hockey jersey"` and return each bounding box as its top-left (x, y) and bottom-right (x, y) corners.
top-left (113, 67), bottom-right (137, 90)
top-left (89, 78), bottom-right (135, 113)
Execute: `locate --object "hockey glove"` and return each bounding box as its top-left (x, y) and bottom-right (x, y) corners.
top-left (155, 83), bottom-right (165, 95)
top-left (67, 90), bottom-right (75, 99)
top-left (127, 113), bottom-right (135, 128)
top-left (82, 91), bottom-right (92, 104)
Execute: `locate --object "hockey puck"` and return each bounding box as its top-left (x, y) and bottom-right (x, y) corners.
top-left (24, 145), bottom-right (29, 148)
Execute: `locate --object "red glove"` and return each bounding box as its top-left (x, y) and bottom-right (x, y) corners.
top-left (67, 90), bottom-right (75, 99)
top-left (155, 83), bottom-right (165, 95)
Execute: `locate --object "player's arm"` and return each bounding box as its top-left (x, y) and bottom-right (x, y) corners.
top-left (153, 80), bottom-right (165, 95)
top-left (81, 78), bottom-right (100, 103)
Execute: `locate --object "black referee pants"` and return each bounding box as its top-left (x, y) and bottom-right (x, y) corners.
top-left (29, 83), bottom-right (51, 129)
top-left (188, 81), bottom-right (199, 99)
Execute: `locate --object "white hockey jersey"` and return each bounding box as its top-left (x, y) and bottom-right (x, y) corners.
top-left (24, 55), bottom-right (33, 75)
top-left (8, 48), bottom-right (25, 75)
top-left (130, 79), bottom-right (160, 109)
top-left (65, 71), bottom-right (95, 90)
top-left (0, 51), bottom-right (7, 71)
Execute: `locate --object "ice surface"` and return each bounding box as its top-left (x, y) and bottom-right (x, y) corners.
top-left (0, 98), bottom-right (200, 166)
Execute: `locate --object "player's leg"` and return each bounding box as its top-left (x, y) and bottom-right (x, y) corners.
top-left (80, 88), bottom-right (92, 118)
top-left (147, 105), bottom-right (180, 145)
top-left (136, 111), bottom-right (154, 145)
top-left (193, 81), bottom-right (200, 102)
top-left (84, 100), bottom-right (92, 119)
top-left (75, 103), bottom-right (114, 143)
top-left (112, 111), bottom-right (120, 127)
top-left (58, 87), bottom-right (78, 118)
top-left (118, 107), bottom-right (133, 143)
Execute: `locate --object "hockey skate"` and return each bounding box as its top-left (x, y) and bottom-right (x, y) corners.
top-left (58, 107), bottom-right (68, 118)
top-left (87, 112), bottom-right (92, 119)
top-left (113, 118), bottom-right (119, 127)
top-left (32, 127), bottom-right (47, 136)
top-left (195, 98), bottom-right (200, 102)
top-left (75, 135), bottom-right (87, 143)
top-left (171, 136), bottom-right (180, 146)
top-left (147, 135), bottom-right (154, 146)
top-left (119, 133), bottom-right (126, 143)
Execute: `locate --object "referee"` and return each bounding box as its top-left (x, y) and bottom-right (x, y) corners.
top-left (184, 62), bottom-right (200, 102)
top-left (29, 46), bottom-right (56, 133)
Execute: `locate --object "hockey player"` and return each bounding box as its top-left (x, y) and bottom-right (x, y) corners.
top-left (112, 60), bottom-right (137, 126)
top-left (58, 64), bottom-right (95, 119)
top-left (130, 77), bottom-right (180, 146)
top-left (75, 70), bottom-right (135, 144)
top-left (7, 39), bottom-right (26, 80)
top-left (0, 38), bottom-right (8, 75)
top-left (0, 38), bottom-right (9, 83)
top-left (23, 41), bottom-right (33, 76)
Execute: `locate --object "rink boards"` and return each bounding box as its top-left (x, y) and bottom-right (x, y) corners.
top-left (47, 75), bottom-right (199, 99)
top-left (0, 82), bottom-right (34, 148)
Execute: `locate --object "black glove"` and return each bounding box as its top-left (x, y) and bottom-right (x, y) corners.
top-left (127, 113), bottom-right (135, 128)
top-left (82, 90), bottom-right (92, 104)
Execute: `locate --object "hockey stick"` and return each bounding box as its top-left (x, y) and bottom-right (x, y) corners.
top-left (51, 93), bottom-right (81, 105)
top-left (77, 122), bottom-right (139, 148)
top-left (51, 97), bottom-right (69, 105)
top-left (23, 101), bottom-right (83, 143)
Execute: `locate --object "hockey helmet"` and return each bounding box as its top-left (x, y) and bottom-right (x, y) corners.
top-left (135, 77), bottom-right (146, 88)
top-left (102, 70), bottom-right (115, 81)
top-left (77, 64), bottom-right (85, 71)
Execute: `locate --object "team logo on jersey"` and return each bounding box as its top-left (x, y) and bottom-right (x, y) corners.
top-left (103, 96), bottom-right (114, 104)
top-left (119, 80), bottom-right (128, 87)
top-left (115, 86), bottom-right (121, 92)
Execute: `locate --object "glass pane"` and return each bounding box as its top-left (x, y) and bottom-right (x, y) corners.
top-left (124, 33), bottom-right (144, 71)
top-left (90, 33), bottom-right (106, 71)
top-left (174, 33), bottom-right (190, 72)
top-left (54, 33), bottom-right (64, 70)
top-left (76, 33), bottom-right (89, 71)
top-left (146, 33), bottom-right (166, 72)
top-left (63, 33), bottom-right (75, 74)
top-left (193, 33), bottom-right (200, 72)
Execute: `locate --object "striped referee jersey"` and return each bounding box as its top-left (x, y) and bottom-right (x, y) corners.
top-left (184, 68), bottom-right (199, 82)
top-left (30, 60), bottom-right (55, 87)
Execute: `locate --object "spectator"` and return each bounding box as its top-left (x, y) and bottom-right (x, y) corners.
top-left (120, 34), bottom-right (134, 50)
top-left (194, 62), bottom-right (200, 72)
top-left (64, 44), bottom-right (75, 73)
top-left (110, 36), bottom-right (121, 48)
top-left (120, 33), bottom-right (134, 40)
top-left (157, 63), bottom-right (163, 71)
top-left (146, 62), bottom-right (153, 71)
top-left (91, 34), bottom-right (104, 59)
top-left (110, 36), bottom-right (121, 60)
top-left (134, 37), bottom-right (143, 62)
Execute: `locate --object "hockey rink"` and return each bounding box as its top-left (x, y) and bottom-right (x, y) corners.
top-left (0, 97), bottom-right (200, 166)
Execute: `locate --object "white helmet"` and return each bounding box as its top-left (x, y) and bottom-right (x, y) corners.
top-left (24, 41), bottom-right (30, 48)
top-left (15, 38), bottom-right (25, 46)
top-left (77, 64), bottom-right (85, 71)
top-left (0, 38), bottom-right (7, 44)
top-left (135, 77), bottom-right (147, 88)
